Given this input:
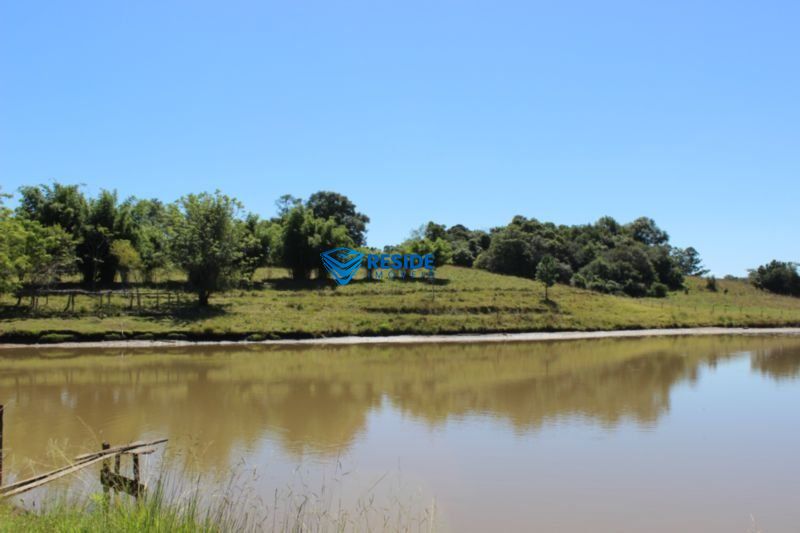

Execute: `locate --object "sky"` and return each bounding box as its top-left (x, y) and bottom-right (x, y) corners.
top-left (1, 1), bottom-right (798, 276)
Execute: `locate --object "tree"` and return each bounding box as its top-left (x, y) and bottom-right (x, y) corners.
top-left (749, 261), bottom-right (800, 297)
top-left (19, 221), bottom-right (76, 290)
top-left (238, 213), bottom-right (279, 281)
top-left (423, 221), bottom-right (447, 241)
top-left (403, 237), bottom-right (453, 268)
top-left (275, 194), bottom-right (302, 218)
top-left (16, 184), bottom-right (140, 286)
top-left (17, 183), bottom-right (87, 236)
top-left (0, 201), bottom-right (75, 298)
top-left (111, 240), bottom-right (142, 284)
top-left (474, 227), bottom-right (535, 278)
top-left (171, 192), bottom-right (247, 306)
top-left (536, 255), bottom-right (559, 301)
top-left (670, 246), bottom-right (709, 276)
top-left (471, 215), bottom-right (686, 298)
top-left (281, 206), bottom-right (353, 281)
top-left (0, 202), bottom-right (27, 296)
top-left (626, 217), bottom-right (669, 246)
top-left (74, 190), bottom-right (138, 286)
top-left (130, 199), bottom-right (173, 283)
top-left (306, 191), bottom-right (370, 246)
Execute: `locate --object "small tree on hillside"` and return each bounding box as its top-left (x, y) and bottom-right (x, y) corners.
top-left (281, 206), bottom-right (353, 281)
top-left (536, 255), bottom-right (559, 301)
top-left (171, 192), bottom-right (246, 306)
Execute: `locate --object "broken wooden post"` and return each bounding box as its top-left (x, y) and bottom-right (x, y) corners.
top-left (1, 438), bottom-right (165, 499)
top-left (133, 454), bottom-right (140, 486)
top-left (101, 442), bottom-right (110, 497)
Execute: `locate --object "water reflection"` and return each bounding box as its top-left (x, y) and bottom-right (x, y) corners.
top-left (751, 342), bottom-right (800, 379)
top-left (2, 335), bottom-right (799, 474)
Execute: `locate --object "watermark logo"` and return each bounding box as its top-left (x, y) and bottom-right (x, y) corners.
top-left (320, 247), bottom-right (365, 286)
top-left (320, 248), bottom-right (436, 286)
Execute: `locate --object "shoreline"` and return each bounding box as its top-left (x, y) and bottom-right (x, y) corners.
top-left (2, 326), bottom-right (800, 350)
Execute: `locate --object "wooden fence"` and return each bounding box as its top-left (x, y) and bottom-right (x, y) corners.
top-left (13, 288), bottom-right (186, 312)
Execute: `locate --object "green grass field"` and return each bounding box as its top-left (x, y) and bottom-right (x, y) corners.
top-left (1, 266), bottom-right (800, 343)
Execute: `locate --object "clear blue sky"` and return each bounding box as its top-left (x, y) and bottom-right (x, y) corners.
top-left (1, 1), bottom-right (798, 276)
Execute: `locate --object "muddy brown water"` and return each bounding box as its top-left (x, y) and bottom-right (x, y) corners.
top-left (1, 335), bottom-right (799, 531)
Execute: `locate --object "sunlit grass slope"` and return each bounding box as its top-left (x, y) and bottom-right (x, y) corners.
top-left (1, 267), bottom-right (800, 342)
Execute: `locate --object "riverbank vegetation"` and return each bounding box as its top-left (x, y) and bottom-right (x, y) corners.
top-left (2, 183), bottom-right (799, 343)
top-left (0, 473), bottom-right (436, 533)
top-left (1, 266), bottom-right (799, 344)
top-left (2, 184), bottom-right (711, 303)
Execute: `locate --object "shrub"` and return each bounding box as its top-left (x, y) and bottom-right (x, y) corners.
top-left (749, 261), bottom-right (800, 296)
top-left (649, 282), bottom-right (669, 298)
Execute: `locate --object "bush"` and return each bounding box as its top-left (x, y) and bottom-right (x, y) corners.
top-left (649, 282), bottom-right (669, 298)
top-left (451, 245), bottom-right (475, 267)
top-left (749, 261), bottom-right (800, 296)
top-left (706, 276), bottom-right (718, 292)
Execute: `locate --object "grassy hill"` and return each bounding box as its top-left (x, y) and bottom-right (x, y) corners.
top-left (1, 266), bottom-right (800, 343)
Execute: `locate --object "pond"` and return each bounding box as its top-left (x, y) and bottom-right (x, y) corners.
top-left (2, 335), bottom-right (800, 531)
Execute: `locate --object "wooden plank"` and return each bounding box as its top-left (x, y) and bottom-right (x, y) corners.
top-left (73, 438), bottom-right (167, 461)
top-left (0, 456), bottom-right (97, 495)
top-left (0, 454), bottom-right (111, 498)
top-left (1, 439), bottom-right (166, 497)
top-left (122, 446), bottom-right (158, 456)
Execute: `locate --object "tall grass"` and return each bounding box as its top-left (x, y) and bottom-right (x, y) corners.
top-left (0, 455), bottom-right (439, 532)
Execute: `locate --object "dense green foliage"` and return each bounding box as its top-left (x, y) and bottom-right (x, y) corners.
top-left (468, 215), bottom-right (685, 297)
top-left (1, 182), bottom-right (795, 307)
top-left (749, 260), bottom-right (800, 296)
top-left (0, 190), bottom-right (77, 296)
top-left (280, 205), bottom-right (352, 280)
top-left (169, 192), bottom-right (249, 305)
top-left (4, 185), bottom-right (363, 304)
top-left (306, 190), bottom-right (370, 246)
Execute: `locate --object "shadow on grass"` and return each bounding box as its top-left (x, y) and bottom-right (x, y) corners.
top-left (0, 300), bottom-right (228, 324)
top-left (540, 298), bottom-right (560, 311)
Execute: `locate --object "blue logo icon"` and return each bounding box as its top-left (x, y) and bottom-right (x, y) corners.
top-left (320, 247), bottom-right (364, 286)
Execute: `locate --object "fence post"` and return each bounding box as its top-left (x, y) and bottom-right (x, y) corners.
top-left (101, 442), bottom-right (110, 497)
top-left (133, 454), bottom-right (140, 488)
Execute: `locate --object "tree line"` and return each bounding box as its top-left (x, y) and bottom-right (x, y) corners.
top-left (0, 183), bottom-right (796, 305)
top-left (0, 185), bottom-right (369, 305)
